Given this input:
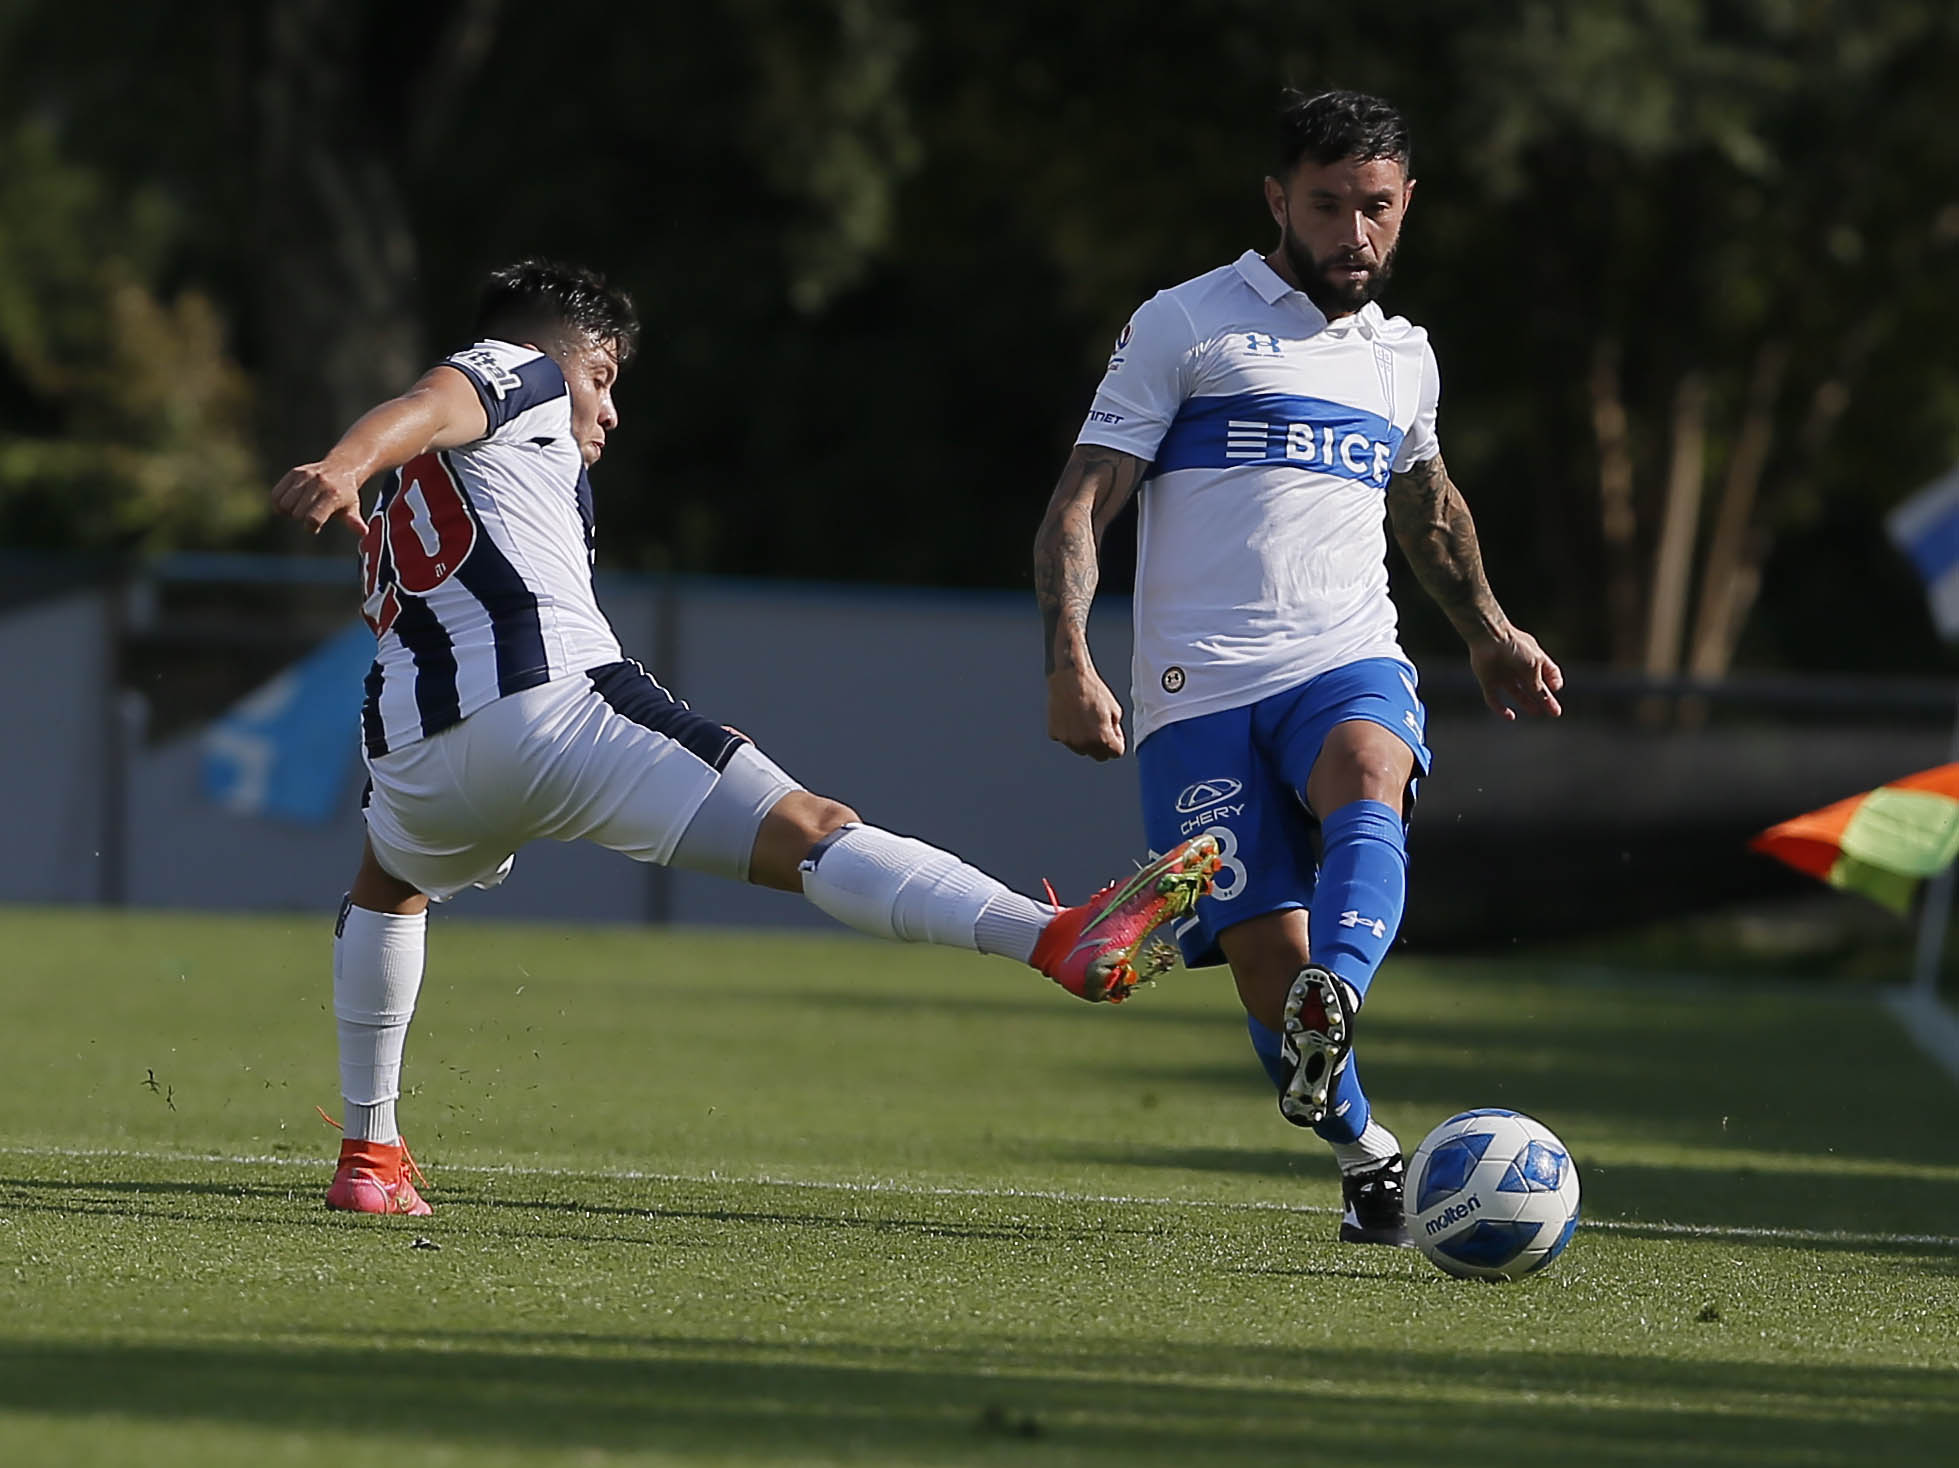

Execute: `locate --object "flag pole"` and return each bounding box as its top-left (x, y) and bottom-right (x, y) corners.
top-left (1910, 692), bottom-right (1959, 1000)
top-left (1914, 864), bottom-right (1954, 1000)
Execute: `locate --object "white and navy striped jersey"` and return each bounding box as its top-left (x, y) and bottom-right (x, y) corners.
top-left (358, 339), bottom-right (623, 757)
top-left (1076, 251), bottom-right (1440, 744)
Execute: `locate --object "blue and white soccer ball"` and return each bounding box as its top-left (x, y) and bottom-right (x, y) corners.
top-left (1408, 1109), bottom-right (1580, 1281)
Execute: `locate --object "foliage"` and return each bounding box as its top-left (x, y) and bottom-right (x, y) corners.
top-left (1445, 0), bottom-right (1959, 671)
top-left (2, 0), bottom-right (1956, 671)
top-left (0, 122), bottom-right (261, 549)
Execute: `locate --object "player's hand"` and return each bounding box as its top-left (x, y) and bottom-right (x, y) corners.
top-left (1468, 626), bottom-right (1563, 721)
top-left (272, 462), bottom-right (368, 536)
top-left (1047, 667), bottom-right (1127, 760)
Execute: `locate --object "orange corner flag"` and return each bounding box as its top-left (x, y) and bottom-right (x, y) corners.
top-left (1752, 764), bottom-right (1959, 914)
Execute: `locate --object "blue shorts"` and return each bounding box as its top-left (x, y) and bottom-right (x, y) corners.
top-left (1135, 657), bottom-right (1432, 969)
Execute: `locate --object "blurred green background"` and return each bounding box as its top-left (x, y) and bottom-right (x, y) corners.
top-left (4, 0), bottom-right (1957, 679)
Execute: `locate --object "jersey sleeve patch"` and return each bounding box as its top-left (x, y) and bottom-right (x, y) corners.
top-left (1076, 292), bottom-right (1200, 463)
top-left (444, 347), bottom-right (569, 436)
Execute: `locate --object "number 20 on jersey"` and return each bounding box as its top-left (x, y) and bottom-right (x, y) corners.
top-left (360, 452), bottom-right (479, 638)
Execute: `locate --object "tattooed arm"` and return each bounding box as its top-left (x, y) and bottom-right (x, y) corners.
top-left (1386, 452), bottom-right (1563, 720)
top-left (1033, 443), bottom-right (1148, 758)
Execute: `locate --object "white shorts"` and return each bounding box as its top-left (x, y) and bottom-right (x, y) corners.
top-left (362, 664), bottom-right (801, 901)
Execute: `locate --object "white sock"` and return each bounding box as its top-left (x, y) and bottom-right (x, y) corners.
top-left (799, 823), bottom-right (1053, 963)
top-left (1331, 1119), bottom-right (1401, 1175)
top-left (333, 900), bottom-right (427, 1143)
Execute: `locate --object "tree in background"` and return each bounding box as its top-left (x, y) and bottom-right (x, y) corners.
top-left (1452, 0), bottom-right (1959, 677)
top-left (251, 0), bottom-right (506, 489)
top-left (0, 119), bottom-right (260, 549)
top-left (0, 0), bottom-right (1954, 675)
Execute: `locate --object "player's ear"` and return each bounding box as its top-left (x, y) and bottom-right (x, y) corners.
top-left (1262, 174), bottom-right (1288, 231)
top-left (1402, 174), bottom-right (1417, 215)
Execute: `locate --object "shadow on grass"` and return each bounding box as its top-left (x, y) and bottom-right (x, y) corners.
top-left (0, 1334), bottom-right (1952, 1466)
top-left (1040, 1142), bottom-right (1336, 1182)
top-left (1089, 985), bottom-right (1959, 1241)
top-left (1117, 1014), bottom-right (1899, 1135)
top-left (0, 1174), bottom-right (1167, 1250)
top-left (1053, 1134), bottom-right (1959, 1248)
top-left (744, 985), bottom-right (1233, 1027)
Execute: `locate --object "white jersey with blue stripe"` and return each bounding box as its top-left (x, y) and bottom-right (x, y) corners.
top-left (1076, 250), bottom-right (1440, 744)
top-left (360, 338), bottom-right (622, 757)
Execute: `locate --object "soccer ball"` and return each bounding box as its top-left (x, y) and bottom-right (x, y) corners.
top-left (1408, 1109), bottom-right (1580, 1281)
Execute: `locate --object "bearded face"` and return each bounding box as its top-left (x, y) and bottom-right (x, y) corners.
top-left (1265, 155), bottom-right (1412, 318)
top-left (1280, 224), bottom-right (1397, 316)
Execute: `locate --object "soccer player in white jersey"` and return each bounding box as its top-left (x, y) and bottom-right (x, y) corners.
top-left (272, 260), bottom-right (1220, 1216)
top-left (1034, 92), bottom-right (1562, 1247)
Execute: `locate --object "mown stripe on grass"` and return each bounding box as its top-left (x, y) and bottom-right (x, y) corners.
top-left (7, 1142), bottom-right (1957, 1250)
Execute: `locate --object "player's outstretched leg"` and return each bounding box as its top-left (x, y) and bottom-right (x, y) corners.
top-left (794, 818), bottom-right (1221, 1003)
top-left (326, 847), bottom-right (434, 1216)
top-left (1029, 837), bottom-right (1224, 1001)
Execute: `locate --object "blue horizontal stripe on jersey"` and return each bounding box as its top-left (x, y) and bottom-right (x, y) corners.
top-left (587, 660), bottom-right (746, 772)
top-left (1152, 391), bottom-right (1407, 487)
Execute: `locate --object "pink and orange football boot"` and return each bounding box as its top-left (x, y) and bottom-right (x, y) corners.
top-left (1031, 834), bottom-right (1222, 1003)
top-left (325, 1136), bottom-right (432, 1217)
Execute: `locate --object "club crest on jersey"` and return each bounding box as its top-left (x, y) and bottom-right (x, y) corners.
top-left (1107, 320), bottom-right (1135, 373)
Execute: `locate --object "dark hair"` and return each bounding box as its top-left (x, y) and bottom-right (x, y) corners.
top-left (1276, 89), bottom-right (1410, 175)
top-left (474, 258), bottom-right (640, 364)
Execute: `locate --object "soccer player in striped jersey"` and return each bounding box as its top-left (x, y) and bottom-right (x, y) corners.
top-left (272, 259), bottom-right (1220, 1216)
top-left (1034, 92), bottom-right (1562, 1247)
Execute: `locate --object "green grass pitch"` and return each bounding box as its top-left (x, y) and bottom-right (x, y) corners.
top-left (1, 906), bottom-right (1955, 1466)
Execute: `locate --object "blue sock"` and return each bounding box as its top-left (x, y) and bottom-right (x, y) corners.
top-left (1308, 799), bottom-right (1407, 1003)
top-left (1315, 1052), bottom-right (1371, 1145)
top-left (1245, 1013), bottom-right (1372, 1145)
top-left (1246, 1013), bottom-right (1291, 1092)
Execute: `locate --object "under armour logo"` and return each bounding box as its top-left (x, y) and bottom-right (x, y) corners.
top-left (1340, 910), bottom-right (1387, 939)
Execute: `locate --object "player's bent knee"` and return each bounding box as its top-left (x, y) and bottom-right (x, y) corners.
top-left (747, 792), bottom-right (860, 893)
top-left (770, 791), bottom-right (857, 846)
top-left (351, 839), bottom-right (428, 915)
top-left (1344, 754), bottom-right (1409, 801)
top-left (1310, 725), bottom-right (1415, 814)
top-left (797, 795), bottom-right (859, 844)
